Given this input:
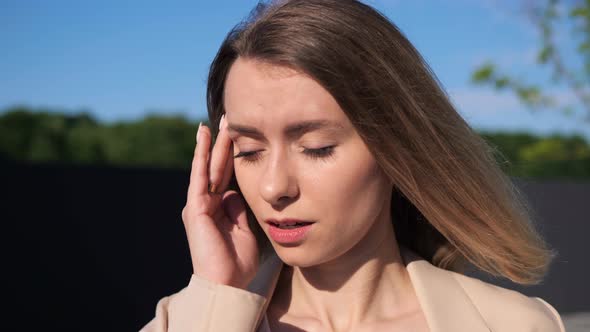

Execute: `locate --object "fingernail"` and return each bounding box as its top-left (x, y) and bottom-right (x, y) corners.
top-left (197, 121), bottom-right (202, 143)
top-left (219, 114), bottom-right (225, 130)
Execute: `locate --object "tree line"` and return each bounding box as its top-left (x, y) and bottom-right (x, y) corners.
top-left (1, 106), bottom-right (588, 179)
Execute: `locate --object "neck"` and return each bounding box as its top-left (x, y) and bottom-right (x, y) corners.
top-left (269, 208), bottom-right (420, 331)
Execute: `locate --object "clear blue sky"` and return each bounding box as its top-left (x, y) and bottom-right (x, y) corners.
top-left (1, 0), bottom-right (589, 139)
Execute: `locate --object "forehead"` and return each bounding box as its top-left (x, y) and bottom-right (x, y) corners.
top-left (223, 58), bottom-right (347, 124)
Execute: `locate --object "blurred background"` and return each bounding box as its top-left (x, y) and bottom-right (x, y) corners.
top-left (2, 0), bottom-right (589, 331)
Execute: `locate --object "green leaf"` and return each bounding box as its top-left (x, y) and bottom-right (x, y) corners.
top-left (579, 42), bottom-right (590, 54)
top-left (570, 7), bottom-right (590, 18)
top-left (494, 77), bottom-right (510, 89)
top-left (516, 86), bottom-right (542, 105)
top-left (537, 45), bottom-right (553, 63)
top-left (471, 63), bottom-right (495, 83)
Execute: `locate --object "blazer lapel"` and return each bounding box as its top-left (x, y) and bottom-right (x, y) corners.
top-left (247, 253), bottom-right (284, 332)
top-left (400, 246), bottom-right (490, 332)
top-left (248, 247), bottom-right (490, 332)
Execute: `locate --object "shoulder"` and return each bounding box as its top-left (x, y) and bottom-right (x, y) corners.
top-left (449, 271), bottom-right (565, 332)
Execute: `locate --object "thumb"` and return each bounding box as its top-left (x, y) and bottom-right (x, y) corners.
top-left (221, 190), bottom-right (251, 231)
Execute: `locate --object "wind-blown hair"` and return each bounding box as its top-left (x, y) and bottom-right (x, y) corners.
top-left (206, 0), bottom-right (555, 284)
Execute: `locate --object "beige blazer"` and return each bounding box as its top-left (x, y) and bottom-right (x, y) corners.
top-left (140, 245), bottom-right (565, 332)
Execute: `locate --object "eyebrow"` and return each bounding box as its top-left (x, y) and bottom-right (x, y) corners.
top-left (227, 119), bottom-right (344, 140)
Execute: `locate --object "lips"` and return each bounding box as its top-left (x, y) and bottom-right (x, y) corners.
top-left (265, 218), bottom-right (315, 228)
top-left (266, 219), bottom-right (315, 244)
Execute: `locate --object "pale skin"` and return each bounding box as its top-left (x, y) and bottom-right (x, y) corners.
top-left (182, 57), bottom-right (429, 331)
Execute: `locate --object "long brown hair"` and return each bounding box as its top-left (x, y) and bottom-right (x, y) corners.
top-left (206, 0), bottom-right (555, 284)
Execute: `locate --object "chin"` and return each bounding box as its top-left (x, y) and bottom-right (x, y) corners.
top-left (273, 244), bottom-right (347, 269)
top-left (271, 244), bottom-right (319, 268)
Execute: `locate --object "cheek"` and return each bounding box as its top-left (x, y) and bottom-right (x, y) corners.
top-left (232, 145), bottom-right (250, 195)
top-left (308, 144), bottom-right (387, 227)
top-left (233, 158), bottom-right (267, 224)
top-left (234, 163), bottom-right (255, 199)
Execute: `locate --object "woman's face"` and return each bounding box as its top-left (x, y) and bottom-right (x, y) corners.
top-left (224, 57), bottom-right (393, 267)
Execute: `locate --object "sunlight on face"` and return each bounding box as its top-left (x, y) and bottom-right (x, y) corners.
top-left (224, 57), bottom-right (392, 267)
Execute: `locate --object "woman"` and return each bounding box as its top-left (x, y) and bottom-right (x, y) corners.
top-left (141, 0), bottom-right (565, 331)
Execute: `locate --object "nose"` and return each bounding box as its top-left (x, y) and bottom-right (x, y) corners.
top-left (259, 150), bottom-right (299, 207)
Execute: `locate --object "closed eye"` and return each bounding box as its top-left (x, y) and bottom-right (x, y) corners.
top-left (303, 146), bottom-right (335, 159)
top-left (234, 146), bottom-right (336, 165)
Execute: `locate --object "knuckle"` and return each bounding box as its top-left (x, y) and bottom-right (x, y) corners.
top-left (181, 206), bottom-right (191, 222)
top-left (182, 201), bottom-right (209, 222)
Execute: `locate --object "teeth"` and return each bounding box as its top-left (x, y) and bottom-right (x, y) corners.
top-left (276, 222), bottom-right (307, 229)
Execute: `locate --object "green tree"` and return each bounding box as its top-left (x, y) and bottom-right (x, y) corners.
top-left (517, 135), bottom-right (590, 178)
top-left (0, 106), bottom-right (38, 160)
top-left (0, 106), bottom-right (206, 168)
top-left (481, 131), bottom-right (590, 178)
top-left (2, 106), bottom-right (588, 178)
top-left (471, 0), bottom-right (590, 123)
top-left (100, 113), bottom-right (201, 168)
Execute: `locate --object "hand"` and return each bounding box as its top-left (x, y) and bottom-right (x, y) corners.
top-left (181, 115), bottom-right (259, 290)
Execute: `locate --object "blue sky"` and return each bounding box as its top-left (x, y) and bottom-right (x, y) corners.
top-left (1, 0), bottom-right (589, 139)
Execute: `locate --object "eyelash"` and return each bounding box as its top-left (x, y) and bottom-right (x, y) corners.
top-left (234, 146), bottom-right (336, 165)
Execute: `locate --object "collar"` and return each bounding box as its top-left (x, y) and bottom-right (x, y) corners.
top-left (247, 245), bottom-right (490, 332)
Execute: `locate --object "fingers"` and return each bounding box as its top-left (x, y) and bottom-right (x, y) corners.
top-left (187, 122), bottom-right (212, 200)
top-left (218, 145), bottom-right (234, 193)
top-left (208, 114), bottom-right (232, 193)
top-left (222, 190), bottom-right (249, 231)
